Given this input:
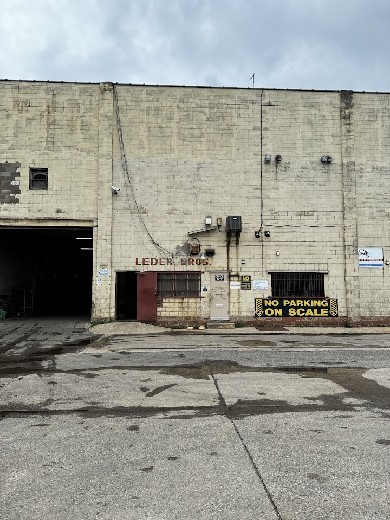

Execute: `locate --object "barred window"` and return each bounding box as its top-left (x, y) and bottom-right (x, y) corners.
top-left (271, 272), bottom-right (325, 297)
top-left (157, 272), bottom-right (201, 297)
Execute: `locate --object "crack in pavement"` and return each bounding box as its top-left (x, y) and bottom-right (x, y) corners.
top-left (210, 370), bottom-right (284, 520)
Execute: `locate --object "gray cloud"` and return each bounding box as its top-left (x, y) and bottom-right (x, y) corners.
top-left (0, 0), bottom-right (389, 91)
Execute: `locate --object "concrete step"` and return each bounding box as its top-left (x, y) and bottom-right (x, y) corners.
top-left (206, 322), bottom-right (235, 329)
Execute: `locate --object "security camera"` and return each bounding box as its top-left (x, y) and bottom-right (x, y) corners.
top-left (111, 186), bottom-right (120, 194)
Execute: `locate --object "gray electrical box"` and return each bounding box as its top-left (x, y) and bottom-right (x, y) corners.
top-left (226, 216), bottom-right (242, 232)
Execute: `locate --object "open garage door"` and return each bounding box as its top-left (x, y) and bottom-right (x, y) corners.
top-left (0, 226), bottom-right (93, 317)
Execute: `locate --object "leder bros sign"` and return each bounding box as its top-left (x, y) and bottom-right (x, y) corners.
top-left (135, 257), bottom-right (210, 266)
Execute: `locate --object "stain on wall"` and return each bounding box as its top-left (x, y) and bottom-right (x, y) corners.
top-left (0, 162), bottom-right (21, 204)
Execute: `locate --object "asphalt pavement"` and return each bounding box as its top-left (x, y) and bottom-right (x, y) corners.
top-left (1, 317), bottom-right (390, 520)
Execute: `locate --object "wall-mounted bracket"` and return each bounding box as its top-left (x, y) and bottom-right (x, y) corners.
top-left (188, 226), bottom-right (218, 235)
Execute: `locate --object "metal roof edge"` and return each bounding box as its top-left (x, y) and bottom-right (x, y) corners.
top-left (0, 78), bottom-right (388, 95)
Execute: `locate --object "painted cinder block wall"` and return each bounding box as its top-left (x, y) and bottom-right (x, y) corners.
top-left (353, 93), bottom-right (390, 319)
top-left (1, 80), bottom-right (389, 323)
top-left (110, 85), bottom-right (265, 322)
top-left (109, 86), bottom-right (346, 323)
top-left (260, 89), bottom-right (346, 317)
top-left (109, 85), bottom-right (390, 323)
top-left (0, 81), bottom-right (100, 220)
top-left (0, 80), bottom-right (102, 317)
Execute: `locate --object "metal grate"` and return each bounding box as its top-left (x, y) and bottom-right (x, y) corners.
top-left (271, 272), bottom-right (325, 297)
top-left (158, 273), bottom-right (201, 297)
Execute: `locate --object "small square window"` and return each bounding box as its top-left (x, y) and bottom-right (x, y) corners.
top-left (29, 168), bottom-right (48, 190)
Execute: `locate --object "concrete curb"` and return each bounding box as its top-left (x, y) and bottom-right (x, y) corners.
top-left (89, 322), bottom-right (390, 336)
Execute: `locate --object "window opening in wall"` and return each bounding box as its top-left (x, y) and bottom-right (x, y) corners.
top-left (158, 272), bottom-right (201, 297)
top-left (29, 168), bottom-right (48, 190)
top-left (271, 272), bottom-right (325, 297)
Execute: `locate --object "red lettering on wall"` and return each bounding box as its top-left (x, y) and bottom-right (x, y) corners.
top-left (135, 256), bottom-right (208, 266)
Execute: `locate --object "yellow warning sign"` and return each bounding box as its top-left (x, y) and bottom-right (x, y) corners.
top-left (255, 298), bottom-right (338, 317)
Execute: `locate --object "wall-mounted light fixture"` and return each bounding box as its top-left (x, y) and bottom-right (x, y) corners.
top-left (199, 251), bottom-right (207, 260)
top-left (264, 154), bottom-right (272, 163)
top-left (275, 155), bottom-right (282, 162)
top-left (255, 230), bottom-right (261, 239)
top-left (264, 230), bottom-right (271, 237)
top-left (321, 155), bottom-right (332, 163)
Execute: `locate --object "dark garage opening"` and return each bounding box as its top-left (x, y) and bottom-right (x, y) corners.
top-left (0, 227), bottom-right (93, 317)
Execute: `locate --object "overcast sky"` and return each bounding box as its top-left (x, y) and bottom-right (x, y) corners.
top-left (0, 0), bottom-right (389, 91)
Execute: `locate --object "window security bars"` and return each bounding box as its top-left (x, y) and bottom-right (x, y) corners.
top-left (157, 273), bottom-right (201, 297)
top-left (271, 272), bottom-right (325, 297)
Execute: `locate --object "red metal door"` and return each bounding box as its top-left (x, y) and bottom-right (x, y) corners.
top-left (137, 271), bottom-right (157, 322)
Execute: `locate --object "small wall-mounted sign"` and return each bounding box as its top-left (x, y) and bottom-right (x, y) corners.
top-left (230, 281), bottom-right (241, 290)
top-left (241, 275), bottom-right (251, 290)
top-left (358, 247), bottom-right (384, 268)
top-left (253, 280), bottom-right (268, 290)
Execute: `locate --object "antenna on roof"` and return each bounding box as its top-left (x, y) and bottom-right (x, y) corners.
top-left (250, 73), bottom-right (255, 88)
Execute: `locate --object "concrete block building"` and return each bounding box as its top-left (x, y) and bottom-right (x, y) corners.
top-left (0, 80), bottom-right (389, 325)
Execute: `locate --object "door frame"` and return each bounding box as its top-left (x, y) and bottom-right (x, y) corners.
top-left (209, 270), bottom-right (230, 321)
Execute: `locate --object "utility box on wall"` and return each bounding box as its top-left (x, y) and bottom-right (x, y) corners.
top-left (226, 216), bottom-right (242, 232)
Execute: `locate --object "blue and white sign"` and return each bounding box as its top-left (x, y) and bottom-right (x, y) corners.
top-left (358, 247), bottom-right (384, 268)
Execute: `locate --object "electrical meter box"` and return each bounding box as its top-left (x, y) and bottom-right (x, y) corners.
top-left (226, 216), bottom-right (242, 232)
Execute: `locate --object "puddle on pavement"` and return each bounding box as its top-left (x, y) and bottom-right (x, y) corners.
top-left (0, 334), bottom-right (104, 369)
top-left (1, 357), bottom-right (390, 419)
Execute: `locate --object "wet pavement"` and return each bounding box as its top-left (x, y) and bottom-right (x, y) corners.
top-left (1, 318), bottom-right (390, 519)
